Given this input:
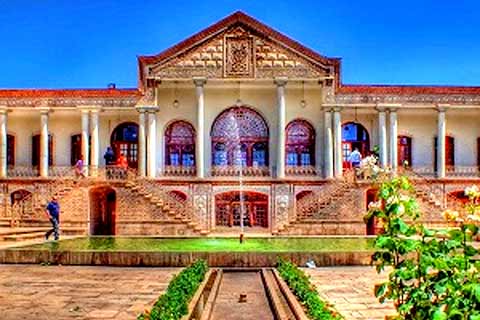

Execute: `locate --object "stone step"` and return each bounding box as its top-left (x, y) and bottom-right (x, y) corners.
top-left (0, 226), bottom-right (85, 235)
top-left (0, 219), bottom-right (10, 227)
top-left (3, 231), bottom-right (47, 241)
top-left (199, 230), bottom-right (209, 236)
top-left (2, 228), bottom-right (84, 242)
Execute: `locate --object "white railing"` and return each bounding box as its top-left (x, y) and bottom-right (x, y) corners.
top-left (211, 165), bottom-right (270, 177)
top-left (49, 166), bottom-right (76, 177)
top-left (7, 166), bottom-right (39, 177)
top-left (285, 165), bottom-right (317, 176)
top-left (163, 165), bottom-right (196, 176)
top-left (446, 166), bottom-right (480, 177)
top-left (410, 166), bottom-right (480, 178)
top-left (5, 165), bottom-right (137, 180)
top-left (5, 165), bottom-right (480, 180)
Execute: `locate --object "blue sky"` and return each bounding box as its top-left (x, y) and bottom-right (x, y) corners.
top-left (0, 0), bottom-right (479, 88)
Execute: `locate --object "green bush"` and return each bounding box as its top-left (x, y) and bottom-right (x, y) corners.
top-left (277, 259), bottom-right (343, 320)
top-left (366, 176), bottom-right (480, 319)
top-left (138, 259), bottom-right (208, 320)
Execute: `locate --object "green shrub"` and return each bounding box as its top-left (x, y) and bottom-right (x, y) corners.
top-left (277, 259), bottom-right (343, 320)
top-left (366, 176), bottom-right (480, 319)
top-left (138, 259), bottom-right (208, 320)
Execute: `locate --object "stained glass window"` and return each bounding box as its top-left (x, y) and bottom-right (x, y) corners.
top-left (211, 106), bottom-right (269, 167)
top-left (285, 119), bottom-right (315, 166)
top-left (165, 121), bottom-right (196, 167)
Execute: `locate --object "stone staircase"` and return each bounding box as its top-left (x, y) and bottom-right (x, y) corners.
top-left (0, 218), bottom-right (10, 228)
top-left (404, 169), bottom-right (463, 221)
top-left (124, 180), bottom-right (208, 235)
top-left (1, 179), bottom-right (84, 242)
top-left (277, 176), bottom-right (358, 234)
top-left (0, 226), bottom-right (86, 242)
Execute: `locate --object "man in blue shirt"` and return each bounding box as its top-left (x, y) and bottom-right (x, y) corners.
top-left (45, 196), bottom-right (60, 240)
top-left (348, 148), bottom-right (362, 168)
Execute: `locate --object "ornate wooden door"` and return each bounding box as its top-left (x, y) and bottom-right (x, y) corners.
top-left (252, 203), bottom-right (268, 227)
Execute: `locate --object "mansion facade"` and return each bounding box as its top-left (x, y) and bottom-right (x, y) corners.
top-left (0, 11), bottom-right (479, 236)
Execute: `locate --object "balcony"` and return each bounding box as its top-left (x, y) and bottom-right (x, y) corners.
top-left (163, 165), bottom-right (196, 177)
top-left (4, 165), bottom-right (480, 180)
top-left (210, 165), bottom-right (270, 177)
top-left (285, 165), bottom-right (317, 176)
top-left (410, 166), bottom-right (480, 178)
top-left (5, 166), bottom-right (137, 180)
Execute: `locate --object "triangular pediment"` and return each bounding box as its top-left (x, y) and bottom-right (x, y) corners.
top-left (139, 11), bottom-right (340, 83)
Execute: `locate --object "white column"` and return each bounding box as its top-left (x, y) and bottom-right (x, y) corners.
top-left (333, 108), bottom-right (343, 178)
top-left (275, 77), bottom-right (287, 179)
top-left (193, 77), bottom-right (206, 179)
top-left (437, 107), bottom-right (447, 178)
top-left (137, 108), bottom-right (147, 177)
top-left (324, 109), bottom-right (333, 179)
top-left (147, 110), bottom-right (157, 178)
top-left (0, 109), bottom-right (7, 178)
top-left (39, 109), bottom-right (49, 177)
top-left (90, 110), bottom-right (99, 176)
top-left (81, 110), bottom-right (90, 175)
top-left (389, 109), bottom-right (398, 170)
top-left (378, 108), bottom-right (387, 167)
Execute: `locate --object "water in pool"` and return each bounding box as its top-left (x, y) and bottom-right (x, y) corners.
top-left (16, 236), bottom-right (374, 252)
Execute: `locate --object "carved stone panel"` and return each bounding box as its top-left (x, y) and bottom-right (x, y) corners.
top-left (273, 184), bottom-right (293, 230)
top-left (224, 28), bottom-right (254, 78)
top-left (255, 38), bottom-right (325, 79)
top-left (149, 36), bottom-right (224, 79)
top-left (193, 184), bottom-right (211, 230)
top-left (146, 24), bottom-right (330, 80)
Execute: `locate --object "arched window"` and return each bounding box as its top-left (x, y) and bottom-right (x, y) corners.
top-left (165, 121), bottom-right (195, 167)
top-left (211, 106), bottom-right (269, 167)
top-left (111, 122), bottom-right (138, 168)
top-left (398, 135), bottom-right (412, 167)
top-left (286, 119), bottom-right (315, 166)
top-left (32, 134), bottom-right (53, 166)
top-left (10, 189), bottom-right (33, 216)
top-left (342, 122), bottom-right (369, 168)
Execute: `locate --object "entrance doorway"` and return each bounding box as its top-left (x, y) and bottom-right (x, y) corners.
top-left (89, 186), bottom-right (116, 235)
top-left (398, 135), bottom-right (412, 167)
top-left (110, 122), bottom-right (139, 168)
top-left (215, 191), bottom-right (268, 228)
top-left (342, 122), bottom-right (370, 169)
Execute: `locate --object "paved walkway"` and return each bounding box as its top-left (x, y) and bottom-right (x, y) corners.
top-left (0, 265), bottom-right (179, 320)
top-left (305, 266), bottom-right (396, 320)
top-left (0, 264), bottom-right (395, 320)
